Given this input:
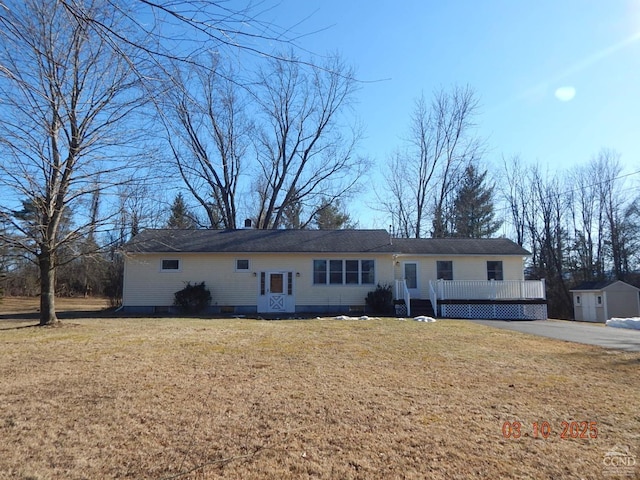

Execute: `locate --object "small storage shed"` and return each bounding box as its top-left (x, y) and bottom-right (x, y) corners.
top-left (570, 280), bottom-right (640, 323)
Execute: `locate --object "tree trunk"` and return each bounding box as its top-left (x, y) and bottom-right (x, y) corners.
top-left (38, 251), bottom-right (59, 326)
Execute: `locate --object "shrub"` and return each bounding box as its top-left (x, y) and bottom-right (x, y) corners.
top-left (173, 281), bottom-right (212, 314)
top-left (365, 283), bottom-right (393, 314)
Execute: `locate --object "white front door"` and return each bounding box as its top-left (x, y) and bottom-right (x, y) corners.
top-left (258, 271), bottom-right (295, 313)
top-left (403, 262), bottom-right (419, 297)
top-left (267, 272), bottom-right (286, 312)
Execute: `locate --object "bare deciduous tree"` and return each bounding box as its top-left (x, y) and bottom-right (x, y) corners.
top-left (162, 59), bottom-right (249, 229)
top-left (518, 166), bottom-right (573, 318)
top-left (253, 53), bottom-right (365, 229)
top-left (501, 155), bottom-right (530, 247)
top-left (381, 85), bottom-right (482, 238)
top-left (0, 0), bottom-right (146, 325)
top-left (58, 0), bottom-right (307, 72)
top-left (594, 148), bottom-right (639, 280)
top-left (567, 161), bottom-right (607, 282)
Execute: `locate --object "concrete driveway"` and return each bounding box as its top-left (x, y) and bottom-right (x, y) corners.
top-left (472, 319), bottom-right (640, 352)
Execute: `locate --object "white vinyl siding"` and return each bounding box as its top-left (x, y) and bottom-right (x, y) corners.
top-left (124, 253), bottom-right (390, 308)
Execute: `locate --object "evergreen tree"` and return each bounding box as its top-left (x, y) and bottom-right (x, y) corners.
top-left (452, 165), bottom-right (502, 238)
top-left (314, 200), bottom-right (352, 230)
top-left (167, 193), bottom-right (196, 229)
top-left (280, 200), bottom-right (303, 229)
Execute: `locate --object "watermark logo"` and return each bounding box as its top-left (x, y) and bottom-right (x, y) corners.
top-left (603, 445), bottom-right (637, 477)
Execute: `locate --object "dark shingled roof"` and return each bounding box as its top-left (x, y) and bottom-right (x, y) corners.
top-left (570, 281), bottom-right (617, 291)
top-left (123, 229), bottom-right (394, 254)
top-left (570, 280), bottom-right (639, 291)
top-left (124, 229), bottom-right (531, 256)
top-left (390, 237), bottom-right (531, 256)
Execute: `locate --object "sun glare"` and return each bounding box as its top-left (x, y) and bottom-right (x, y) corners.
top-left (554, 86), bottom-right (576, 102)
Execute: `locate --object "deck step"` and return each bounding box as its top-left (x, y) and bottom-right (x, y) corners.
top-left (409, 299), bottom-right (435, 318)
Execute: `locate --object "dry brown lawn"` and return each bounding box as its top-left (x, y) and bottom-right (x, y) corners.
top-left (0, 302), bottom-right (638, 479)
top-left (0, 296), bottom-right (110, 316)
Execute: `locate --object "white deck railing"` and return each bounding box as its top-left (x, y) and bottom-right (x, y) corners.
top-left (429, 282), bottom-right (438, 316)
top-left (432, 279), bottom-right (546, 300)
top-left (394, 279), bottom-right (411, 316)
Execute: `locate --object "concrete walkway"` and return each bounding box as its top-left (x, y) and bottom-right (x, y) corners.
top-left (471, 319), bottom-right (640, 352)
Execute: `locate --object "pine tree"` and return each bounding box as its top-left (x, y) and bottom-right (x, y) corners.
top-left (314, 200), bottom-right (352, 230)
top-left (167, 193), bottom-right (196, 229)
top-left (452, 165), bottom-right (502, 238)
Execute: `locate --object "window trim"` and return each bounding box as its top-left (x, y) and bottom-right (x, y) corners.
top-left (160, 259), bottom-right (181, 272)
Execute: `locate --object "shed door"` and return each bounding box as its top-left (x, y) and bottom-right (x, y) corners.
top-left (583, 293), bottom-right (597, 322)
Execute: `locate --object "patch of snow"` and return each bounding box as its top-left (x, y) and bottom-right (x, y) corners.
top-left (414, 316), bottom-right (436, 323)
top-left (334, 315), bottom-right (378, 321)
top-left (606, 317), bottom-right (640, 330)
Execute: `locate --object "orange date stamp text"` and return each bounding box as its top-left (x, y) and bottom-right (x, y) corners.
top-left (501, 421), bottom-right (598, 439)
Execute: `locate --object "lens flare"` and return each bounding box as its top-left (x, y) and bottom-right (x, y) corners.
top-left (554, 86), bottom-right (576, 101)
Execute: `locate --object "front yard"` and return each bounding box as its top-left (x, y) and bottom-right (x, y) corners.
top-left (0, 314), bottom-right (638, 479)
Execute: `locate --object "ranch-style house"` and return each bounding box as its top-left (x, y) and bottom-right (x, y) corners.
top-left (122, 228), bottom-right (547, 320)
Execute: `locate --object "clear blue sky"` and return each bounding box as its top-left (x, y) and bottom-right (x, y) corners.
top-left (257, 0), bottom-right (640, 227)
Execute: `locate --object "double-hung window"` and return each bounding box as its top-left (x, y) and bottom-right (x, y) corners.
top-left (437, 261), bottom-right (453, 280)
top-left (330, 260), bottom-right (343, 284)
top-left (313, 260), bottom-right (328, 284)
top-left (487, 261), bottom-right (503, 281)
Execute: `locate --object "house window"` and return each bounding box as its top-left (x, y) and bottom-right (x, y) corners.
top-left (161, 259), bottom-right (180, 271)
top-left (437, 261), bottom-right (453, 280)
top-left (236, 259), bottom-right (250, 271)
top-left (361, 260), bottom-right (375, 284)
top-left (597, 295), bottom-right (602, 305)
top-left (313, 259), bottom-right (375, 285)
top-left (487, 261), bottom-right (503, 281)
top-left (330, 260), bottom-right (343, 284)
top-left (576, 295), bottom-right (581, 305)
top-left (288, 272), bottom-right (293, 295)
top-left (313, 260), bottom-right (327, 284)
top-left (345, 260), bottom-right (359, 284)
